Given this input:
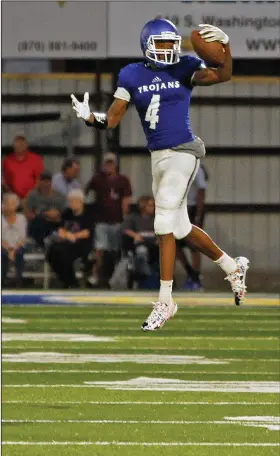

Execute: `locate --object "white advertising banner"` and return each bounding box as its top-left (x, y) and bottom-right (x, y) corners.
top-left (2, 1), bottom-right (107, 58)
top-left (108, 1), bottom-right (280, 58)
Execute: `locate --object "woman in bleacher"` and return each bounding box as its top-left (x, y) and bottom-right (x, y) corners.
top-left (2, 193), bottom-right (27, 287)
top-left (46, 189), bottom-right (94, 288)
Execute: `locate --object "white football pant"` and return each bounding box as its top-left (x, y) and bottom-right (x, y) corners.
top-left (152, 149), bottom-right (200, 239)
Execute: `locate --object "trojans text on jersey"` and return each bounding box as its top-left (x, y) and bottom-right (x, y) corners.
top-left (138, 80), bottom-right (180, 94)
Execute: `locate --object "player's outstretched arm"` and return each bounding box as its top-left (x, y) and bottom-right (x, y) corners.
top-left (71, 92), bottom-right (128, 129)
top-left (106, 98), bottom-right (129, 128)
top-left (192, 25), bottom-right (232, 86)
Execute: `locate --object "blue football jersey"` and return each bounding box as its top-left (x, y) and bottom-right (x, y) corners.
top-left (114, 55), bottom-right (205, 151)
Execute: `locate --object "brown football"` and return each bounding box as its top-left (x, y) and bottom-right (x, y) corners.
top-left (191, 30), bottom-right (225, 66)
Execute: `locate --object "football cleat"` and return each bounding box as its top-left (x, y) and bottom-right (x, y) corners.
top-left (141, 300), bottom-right (178, 331)
top-left (225, 256), bottom-right (249, 305)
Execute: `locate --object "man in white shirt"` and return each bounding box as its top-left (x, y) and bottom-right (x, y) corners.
top-left (52, 157), bottom-right (81, 197)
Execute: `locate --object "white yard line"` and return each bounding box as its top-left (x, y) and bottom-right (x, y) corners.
top-left (3, 336), bottom-right (279, 341)
top-left (3, 357), bottom-right (280, 362)
top-left (3, 400), bottom-right (278, 405)
top-left (3, 346), bottom-right (280, 352)
top-left (4, 385), bottom-right (110, 388)
top-left (4, 380), bottom-right (280, 393)
top-left (2, 318), bottom-right (26, 324)
top-left (2, 441), bottom-right (280, 447)
top-left (4, 383), bottom-right (280, 389)
top-left (2, 370), bottom-right (279, 375)
top-left (2, 370), bottom-right (124, 374)
top-left (3, 419), bottom-right (280, 425)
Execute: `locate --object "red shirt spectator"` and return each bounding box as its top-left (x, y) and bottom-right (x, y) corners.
top-left (3, 135), bottom-right (44, 199)
top-left (85, 152), bottom-right (132, 224)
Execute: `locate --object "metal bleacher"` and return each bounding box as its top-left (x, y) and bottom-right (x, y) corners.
top-left (2, 73), bottom-right (280, 291)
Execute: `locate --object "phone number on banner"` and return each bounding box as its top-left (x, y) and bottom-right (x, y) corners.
top-left (17, 41), bottom-right (98, 53)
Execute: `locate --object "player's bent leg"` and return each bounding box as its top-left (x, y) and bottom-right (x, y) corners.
top-left (185, 225), bottom-right (223, 260)
top-left (184, 225), bottom-right (249, 305)
top-left (142, 152), bottom-right (198, 331)
top-left (173, 203), bottom-right (202, 290)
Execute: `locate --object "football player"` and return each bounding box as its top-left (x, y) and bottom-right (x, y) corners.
top-left (71, 19), bottom-right (249, 331)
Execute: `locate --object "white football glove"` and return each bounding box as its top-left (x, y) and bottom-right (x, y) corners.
top-left (70, 92), bottom-right (91, 121)
top-left (199, 24), bottom-right (229, 45)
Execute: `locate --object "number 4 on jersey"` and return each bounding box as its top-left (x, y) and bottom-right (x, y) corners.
top-left (145, 94), bottom-right (160, 130)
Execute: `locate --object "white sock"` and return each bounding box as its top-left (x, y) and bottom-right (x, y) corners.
top-left (159, 280), bottom-right (173, 303)
top-left (214, 252), bottom-right (237, 275)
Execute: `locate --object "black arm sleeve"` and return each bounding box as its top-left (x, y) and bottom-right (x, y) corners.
top-left (85, 112), bottom-right (108, 130)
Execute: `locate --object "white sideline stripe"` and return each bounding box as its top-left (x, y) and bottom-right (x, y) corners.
top-left (5, 345), bottom-right (280, 353)
top-left (3, 370), bottom-right (279, 375)
top-left (4, 385), bottom-right (117, 388)
top-left (2, 353), bottom-right (229, 365)
top-left (2, 442), bottom-right (280, 447)
top-left (2, 318), bottom-right (27, 324)
top-left (3, 419), bottom-right (280, 425)
top-left (3, 358), bottom-right (280, 362)
top-left (5, 318), bottom-right (277, 323)
top-left (3, 370), bottom-right (125, 374)
top-left (4, 382), bottom-right (280, 390)
top-left (2, 333), bottom-right (115, 342)
top-left (4, 400), bottom-right (278, 405)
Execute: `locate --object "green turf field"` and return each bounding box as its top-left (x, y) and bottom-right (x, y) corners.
top-left (2, 298), bottom-right (280, 456)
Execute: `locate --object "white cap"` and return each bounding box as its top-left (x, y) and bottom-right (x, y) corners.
top-left (103, 152), bottom-right (117, 164)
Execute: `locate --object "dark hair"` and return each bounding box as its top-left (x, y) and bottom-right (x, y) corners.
top-left (61, 157), bottom-right (79, 172)
top-left (138, 195), bottom-right (154, 212)
top-left (14, 135), bottom-right (27, 142)
top-left (40, 170), bottom-right (52, 181)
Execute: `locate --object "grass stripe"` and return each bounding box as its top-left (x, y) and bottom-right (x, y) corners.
top-left (5, 320), bottom-right (279, 324)
top-left (119, 335), bottom-right (279, 341)
top-left (2, 331), bottom-right (280, 342)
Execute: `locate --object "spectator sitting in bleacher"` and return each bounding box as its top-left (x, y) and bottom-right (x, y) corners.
top-left (52, 157), bottom-right (81, 197)
top-left (46, 189), bottom-right (94, 289)
top-left (122, 196), bottom-right (158, 279)
top-left (2, 135), bottom-right (44, 200)
top-left (2, 193), bottom-right (27, 287)
top-left (24, 171), bottom-right (65, 248)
